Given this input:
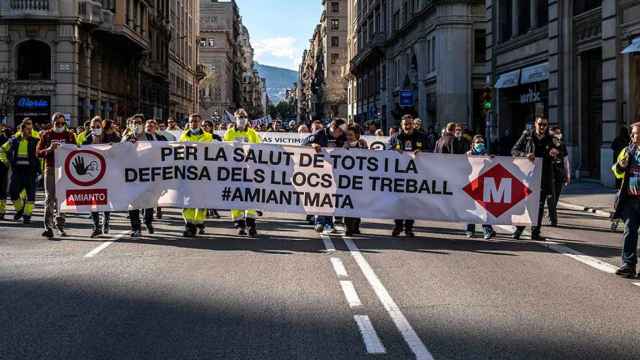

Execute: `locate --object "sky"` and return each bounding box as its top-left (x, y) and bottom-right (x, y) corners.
top-left (235, 0), bottom-right (321, 71)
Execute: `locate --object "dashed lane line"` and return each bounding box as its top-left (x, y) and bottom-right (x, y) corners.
top-left (84, 232), bottom-right (128, 258)
top-left (542, 241), bottom-right (618, 274)
top-left (354, 315), bottom-right (387, 354)
top-left (339, 280), bottom-right (362, 308)
top-left (330, 257), bottom-right (348, 277)
top-left (321, 234), bottom-right (335, 252)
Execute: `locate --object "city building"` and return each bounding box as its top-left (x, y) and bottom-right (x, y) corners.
top-left (347, 0), bottom-right (487, 132)
top-left (487, 0), bottom-right (640, 186)
top-left (169, 0), bottom-right (200, 123)
top-left (198, 0), bottom-right (265, 121)
top-left (0, 0), bottom-right (172, 127)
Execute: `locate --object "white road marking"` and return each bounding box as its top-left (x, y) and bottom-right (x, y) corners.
top-left (354, 315), bottom-right (386, 354)
top-left (344, 239), bottom-right (434, 360)
top-left (543, 241), bottom-right (618, 274)
top-left (330, 257), bottom-right (348, 277)
top-left (633, 282), bottom-right (640, 287)
top-left (321, 234), bottom-right (335, 252)
top-left (84, 232), bottom-right (128, 258)
top-left (340, 280), bottom-right (362, 307)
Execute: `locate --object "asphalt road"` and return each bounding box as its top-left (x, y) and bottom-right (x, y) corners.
top-left (1, 203), bottom-right (639, 360)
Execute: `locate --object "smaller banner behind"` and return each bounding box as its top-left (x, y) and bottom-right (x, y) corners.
top-left (55, 142), bottom-right (541, 225)
top-left (214, 131), bottom-right (390, 150)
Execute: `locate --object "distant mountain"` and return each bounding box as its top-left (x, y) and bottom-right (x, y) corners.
top-left (254, 63), bottom-right (298, 104)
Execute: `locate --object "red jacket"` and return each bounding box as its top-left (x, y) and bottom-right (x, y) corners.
top-left (37, 130), bottom-right (76, 168)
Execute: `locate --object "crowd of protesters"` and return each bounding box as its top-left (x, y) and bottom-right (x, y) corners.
top-left (4, 109), bottom-right (640, 279)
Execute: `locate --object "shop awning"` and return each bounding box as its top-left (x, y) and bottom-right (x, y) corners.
top-left (521, 62), bottom-right (549, 84)
top-left (622, 37), bottom-right (640, 54)
top-left (495, 69), bottom-right (521, 89)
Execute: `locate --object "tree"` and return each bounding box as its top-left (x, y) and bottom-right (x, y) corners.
top-left (267, 101), bottom-right (294, 120)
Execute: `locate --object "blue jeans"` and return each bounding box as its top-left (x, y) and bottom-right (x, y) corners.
top-left (315, 215), bottom-right (333, 227)
top-left (466, 224), bottom-right (494, 236)
top-left (622, 199), bottom-right (640, 266)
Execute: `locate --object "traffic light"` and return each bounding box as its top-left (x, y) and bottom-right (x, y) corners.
top-left (482, 88), bottom-right (492, 111)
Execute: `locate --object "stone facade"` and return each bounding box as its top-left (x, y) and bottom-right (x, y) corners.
top-left (198, 0), bottom-right (265, 121)
top-left (169, 0), bottom-right (200, 123)
top-left (486, 0), bottom-right (640, 186)
top-left (345, 0), bottom-right (487, 131)
top-left (0, 0), bottom-right (171, 127)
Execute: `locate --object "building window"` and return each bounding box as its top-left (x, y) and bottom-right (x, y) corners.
top-left (499, 0), bottom-right (513, 43)
top-left (331, 2), bottom-right (339, 13)
top-left (574, 0), bottom-right (601, 15)
top-left (517, 0), bottom-right (531, 35)
top-left (431, 37), bottom-right (436, 72)
top-left (537, 0), bottom-right (549, 26)
top-left (474, 29), bottom-right (486, 63)
top-left (331, 36), bottom-right (340, 47)
top-left (331, 53), bottom-right (340, 64)
top-left (17, 40), bottom-right (51, 80)
top-left (331, 19), bottom-right (340, 30)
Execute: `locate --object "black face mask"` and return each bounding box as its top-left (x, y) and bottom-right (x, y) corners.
top-left (191, 128), bottom-right (202, 135)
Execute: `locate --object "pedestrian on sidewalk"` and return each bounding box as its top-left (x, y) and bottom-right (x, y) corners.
top-left (465, 135), bottom-right (497, 240)
top-left (37, 113), bottom-right (76, 239)
top-left (511, 116), bottom-right (563, 240)
top-left (612, 122), bottom-right (640, 278)
top-left (548, 126), bottom-right (570, 227)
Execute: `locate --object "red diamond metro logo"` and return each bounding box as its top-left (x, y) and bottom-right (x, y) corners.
top-left (463, 164), bottom-right (533, 218)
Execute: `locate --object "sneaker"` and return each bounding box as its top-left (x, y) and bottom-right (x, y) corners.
top-left (465, 231), bottom-right (474, 238)
top-left (323, 224), bottom-right (337, 234)
top-left (56, 224), bottom-right (67, 237)
top-left (13, 209), bottom-right (23, 222)
top-left (314, 224), bottom-right (324, 233)
top-left (238, 227), bottom-right (247, 236)
top-left (615, 264), bottom-right (637, 278)
top-left (22, 216), bottom-right (31, 224)
top-left (531, 232), bottom-right (545, 241)
top-left (42, 229), bottom-right (54, 239)
top-left (183, 226), bottom-right (196, 237)
top-left (392, 227), bottom-right (402, 237)
top-left (145, 223), bottom-right (155, 234)
top-left (484, 231), bottom-right (497, 240)
top-left (90, 229), bottom-right (103, 238)
top-left (405, 229), bottom-right (415, 238)
top-left (130, 230), bottom-right (141, 238)
top-left (512, 228), bottom-right (524, 240)
top-left (248, 226), bottom-right (257, 238)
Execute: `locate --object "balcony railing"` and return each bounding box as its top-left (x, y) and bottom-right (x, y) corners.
top-left (2, 0), bottom-right (58, 17)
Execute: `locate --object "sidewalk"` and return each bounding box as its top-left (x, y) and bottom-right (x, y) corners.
top-left (557, 182), bottom-right (617, 217)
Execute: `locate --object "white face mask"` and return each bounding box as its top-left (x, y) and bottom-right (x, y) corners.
top-left (93, 128), bottom-right (103, 136)
top-left (53, 126), bottom-right (65, 134)
top-left (236, 118), bottom-right (248, 130)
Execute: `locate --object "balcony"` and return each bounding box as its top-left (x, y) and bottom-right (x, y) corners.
top-left (78, 0), bottom-right (104, 25)
top-left (1, 0), bottom-right (59, 18)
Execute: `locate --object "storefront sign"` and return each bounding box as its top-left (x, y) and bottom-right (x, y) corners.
top-left (14, 96), bottom-right (51, 119)
top-left (520, 88), bottom-right (541, 104)
top-left (495, 70), bottom-right (521, 88)
top-left (622, 37), bottom-right (640, 54)
top-left (521, 63), bottom-right (549, 85)
top-left (399, 91), bottom-right (414, 107)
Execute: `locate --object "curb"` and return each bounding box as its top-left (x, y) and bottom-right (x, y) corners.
top-left (558, 201), bottom-right (612, 218)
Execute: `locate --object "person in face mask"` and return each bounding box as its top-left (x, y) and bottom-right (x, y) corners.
top-left (36, 113), bottom-right (77, 239)
top-left (179, 114), bottom-right (216, 237)
top-left (123, 114), bottom-right (145, 141)
top-left (343, 124), bottom-right (367, 236)
top-left (465, 135), bottom-right (497, 240)
top-left (223, 109), bottom-right (261, 237)
top-left (84, 118), bottom-right (121, 237)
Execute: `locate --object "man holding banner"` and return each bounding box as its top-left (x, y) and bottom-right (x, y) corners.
top-left (179, 114), bottom-right (214, 237)
top-left (223, 109), bottom-right (262, 237)
top-left (389, 114), bottom-right (429, 237)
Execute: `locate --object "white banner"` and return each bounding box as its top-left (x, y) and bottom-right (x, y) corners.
top-left (214, 131), bottom-right (390, 150)
top-left (55, 142), bottom-right (541, 225)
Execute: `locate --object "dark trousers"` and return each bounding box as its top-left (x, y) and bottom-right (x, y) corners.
top-left (548, 177), bottom-right (565, 225)
top-left (622, 200), bottom-right (640, 266)
top-left (0, 165), bottom-right (8, 200)
top-left (91, 212), bottom-right (111, 229)
top-left (345, 217), bottom-right (361, 232)
top-left (394, 219), bottom-right (414, 231)
top-left (10, 166), bottom-right (36, 202)
top-left (516, 188), bottom-right (552, 236)
top-left (129, 209), bottom-right (154, 231)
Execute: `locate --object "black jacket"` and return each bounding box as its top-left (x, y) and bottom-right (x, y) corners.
top-left (302, 128), bottom-right (346, 148)
top-left (83, 132), bottom-right (122, 145)
top-left (388, 131), bottom-right (429, 152)
top-left (512, 129), bottom-right (564, 190)
top-left (613, 144), bottom-right (637, 219)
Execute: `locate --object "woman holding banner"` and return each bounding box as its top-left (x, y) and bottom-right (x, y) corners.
top-left (343, 124), bottom-right (367, 236)
top-left (223, 109), bottom-right (261, 237)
